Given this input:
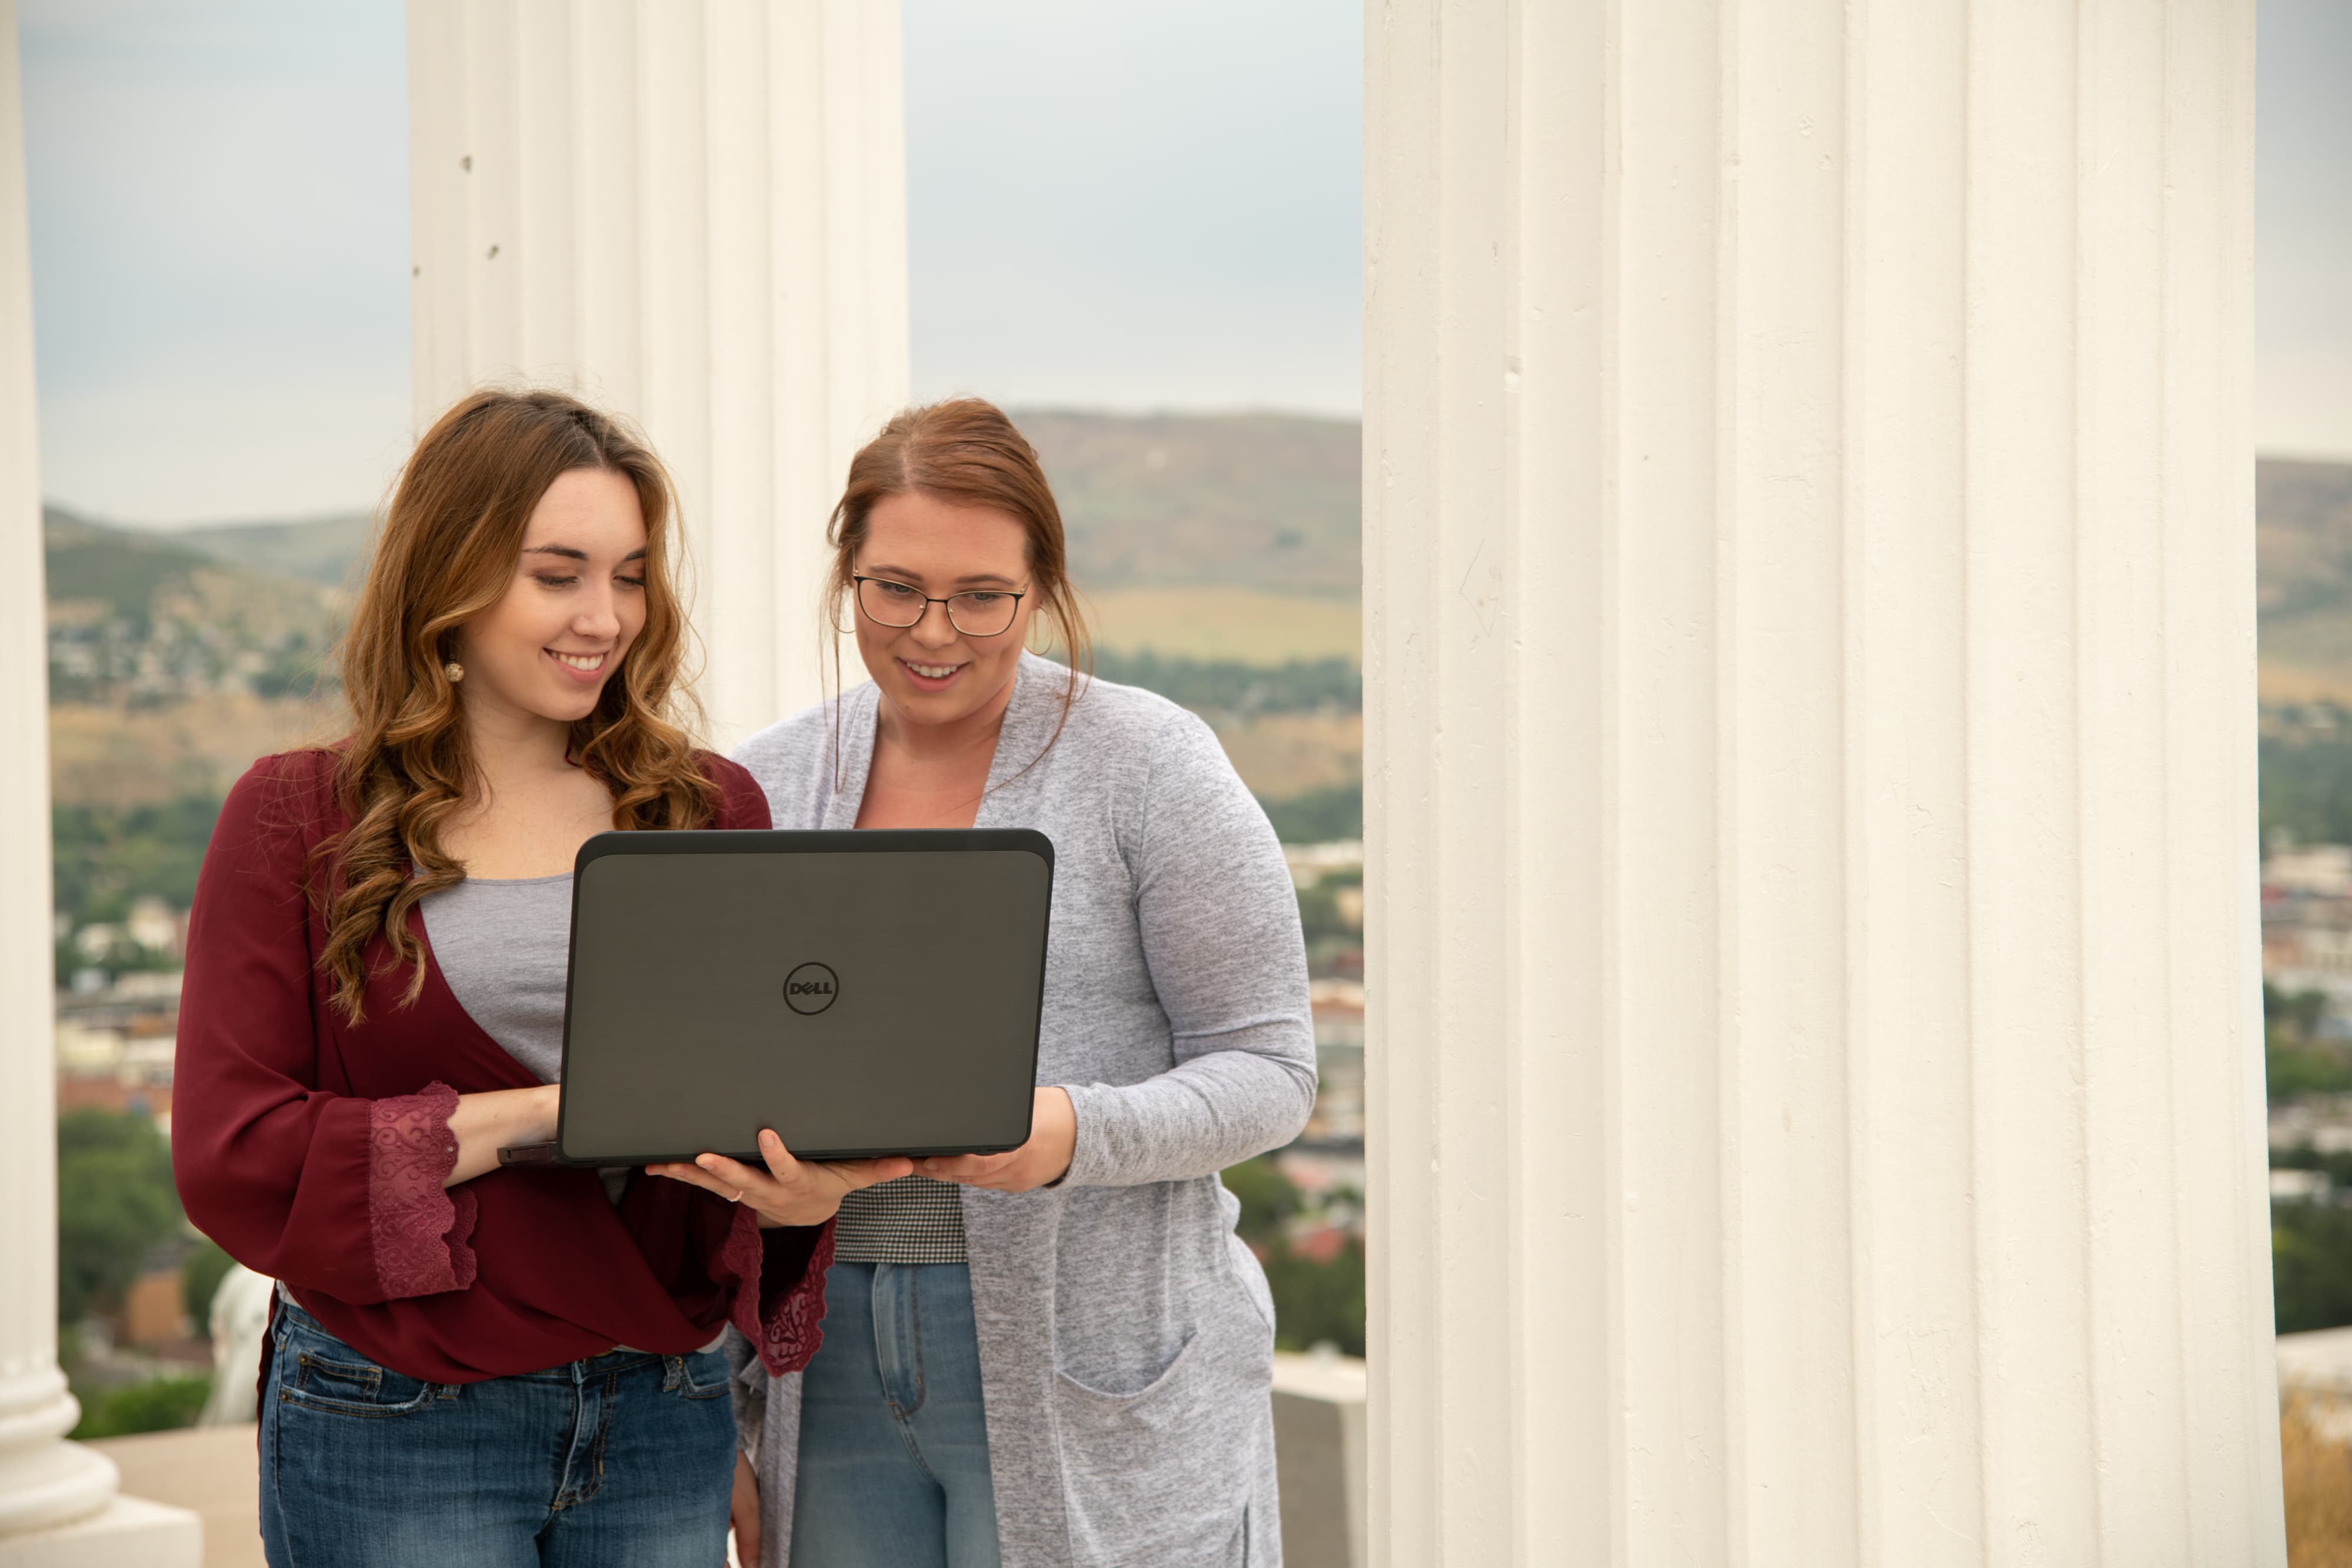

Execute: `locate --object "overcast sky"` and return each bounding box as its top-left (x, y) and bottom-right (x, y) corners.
top-left (12, 0), bottom-right (2351, 524)
top-left (2257, 0), bottom-right (2352, 463)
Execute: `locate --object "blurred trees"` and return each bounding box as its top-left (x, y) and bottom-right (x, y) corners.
top-left (56, 1109), bottom-right (181, 1325)
top-left (68, 1375), bottom-right (212, 1441)
top-left (1224, 1154), bottom-right (1302, 1238)
top-left (182, 1238), bottom-right (235, 1327)
top-left (51, 793), bottom-right (220, 930)
top-left (2275, 1202), bottom-right (2352, 1335)
top-left (2264, 728), bottom-right (2352, 847)
top-left (1262, 1242), bottom-right (1366, 1358)
top-left (1091, 651), bottom-right (1359, 716)
top-left (2268, 983), bottom-right (2352, 1101)
top-left (1259, 784), bottom-right (1362, 845)
top-left (1224, 1154), bottom-right (1365, 1358)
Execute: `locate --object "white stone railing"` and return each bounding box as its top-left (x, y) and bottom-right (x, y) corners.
top-left (1271, 1350), bottom-right (1367, 1568)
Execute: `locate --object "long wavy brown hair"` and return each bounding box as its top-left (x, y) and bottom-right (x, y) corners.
top-left (824, 399), bottom-right (1093, 783)
top-left (316, 388), bottom-right (715, 1023)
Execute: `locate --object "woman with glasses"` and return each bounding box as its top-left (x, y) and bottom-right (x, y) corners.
top-left (664, 399), bottom-right (1316, 1567)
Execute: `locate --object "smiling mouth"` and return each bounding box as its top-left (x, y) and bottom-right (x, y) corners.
top-left (900, 658), bottom-right (964, 682)
top-left (549, 650), bottom-right (609, 672)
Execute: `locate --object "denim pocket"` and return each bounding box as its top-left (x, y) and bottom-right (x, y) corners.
top-left (664, 1348), bottom-right (731, 1402)
top-left (275, 1315), bottom-right (445, 1419)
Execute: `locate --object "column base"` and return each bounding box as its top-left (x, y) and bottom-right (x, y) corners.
top-left (0, 1493), bottom-right (201, 1568)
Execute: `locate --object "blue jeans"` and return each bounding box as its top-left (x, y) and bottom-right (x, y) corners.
top-left (793, 1262), bottom-right (1003, 1568)
top-left (258, 1302), bottom-right (734, 1567)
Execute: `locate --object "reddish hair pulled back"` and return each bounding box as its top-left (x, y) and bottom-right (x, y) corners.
top-left (825, 399), bottom-right (1093, 753)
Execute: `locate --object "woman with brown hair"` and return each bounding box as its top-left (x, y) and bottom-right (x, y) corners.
top-left (700, 399), bottom-right (1317, 1567)
top-left (172, 388), bottom-right (909, 1567)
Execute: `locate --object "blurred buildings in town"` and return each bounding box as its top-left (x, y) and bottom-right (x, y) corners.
top-left (2267, 843), bottom-right (2352, 1012)
top-left (2263, 843), bottom-right (2352, 1205)
top-left (54, 969), bottom-right (179, 1131)
top-left (1278, 841), bottom-right (1367, 1263)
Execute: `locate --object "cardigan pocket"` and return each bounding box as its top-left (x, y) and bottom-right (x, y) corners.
top-left (1054, 1323), bottom-right (1202, 1404)
top-left (1050, 1310), bottom-right (1259, 1566)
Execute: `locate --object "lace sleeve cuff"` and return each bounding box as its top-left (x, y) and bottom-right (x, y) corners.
top-left (366, 1081), bottom-right (479, 1299)
top-left (720, 1205), bottom-right (833, 1378)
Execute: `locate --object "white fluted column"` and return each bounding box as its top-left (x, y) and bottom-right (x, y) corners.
top-left (1364, 1), bottom-right (2279, 1564)
top-left (0, 4), bottom-right (198, 1562)
top-left (407, 0), bottom-right (910, 747)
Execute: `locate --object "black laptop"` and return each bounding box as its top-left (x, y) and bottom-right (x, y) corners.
top-left (518, 828), bottom-right (1054, 1166)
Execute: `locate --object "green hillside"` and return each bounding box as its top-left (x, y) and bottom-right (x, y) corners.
top-left (59, 442), bottom-right (2350, 693)
top-left (40, 407), bottom-right (1369, 689)
top-left (2259, 458), bottom-right (2352, 703)
top-left (44, 507), bottom-right (339, 628)
top-left (1013, 409), bottom-right (1359, 599)
top-left (172, 512), bottom-right (375, 589)
top-left (42, 512), bottom-right (222, 627)
top-left (88, 410), bottom-right (1362, 611)
top-left (42, 507), bottom-right (344, 707)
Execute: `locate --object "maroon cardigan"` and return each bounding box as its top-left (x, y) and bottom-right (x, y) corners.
top-left (173, 747), bottom-right (831, 1384)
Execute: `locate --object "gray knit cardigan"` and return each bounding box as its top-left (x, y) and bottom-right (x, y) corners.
top-left (726, 653), bottom-right (1317, 1567)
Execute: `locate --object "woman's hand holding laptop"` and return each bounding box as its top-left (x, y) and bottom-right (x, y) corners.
top-left (917, 1085), bottom-right (1075, 1193)
top-left (647, 1129), bottom-right (913, 1227)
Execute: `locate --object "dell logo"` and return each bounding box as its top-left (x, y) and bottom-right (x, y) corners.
top-left (783, 962), bottom-right (839, 1015)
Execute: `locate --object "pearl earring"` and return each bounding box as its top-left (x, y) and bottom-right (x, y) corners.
top-left (443, 661), bottom-right (465, 683)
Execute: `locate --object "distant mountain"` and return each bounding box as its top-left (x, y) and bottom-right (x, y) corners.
top-left (43, 510), bottom-right (228, 626)
top-left (36, 416), bottom-right (1367, 818)
top-left (44, 506), bottom-right (337, 624)
top-left (57, 443), bottom-right (2352, 699)
top-left (65, 410), bottom-right (1364, 606)
top-left (43, 506), bottom-right (343, 705)
top-left (1012, 410), bottom-right (1359, 599)
top-left (171, 512), bottom-right (375, 589)
top-left (2259, 458), bottom-right (2352, 704)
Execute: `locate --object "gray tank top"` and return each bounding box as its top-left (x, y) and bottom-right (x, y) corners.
top-left (421, 873), bottom-right (572, 1081)
top-left (420, 874), bottom-right (627, 1208)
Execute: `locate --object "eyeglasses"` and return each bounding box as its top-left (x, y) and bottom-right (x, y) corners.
top-left (853, 575), bottom-right (1028, 638)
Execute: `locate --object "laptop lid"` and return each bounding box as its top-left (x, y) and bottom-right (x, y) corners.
top-left (553, 828), bottom-right (1054, 1166)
